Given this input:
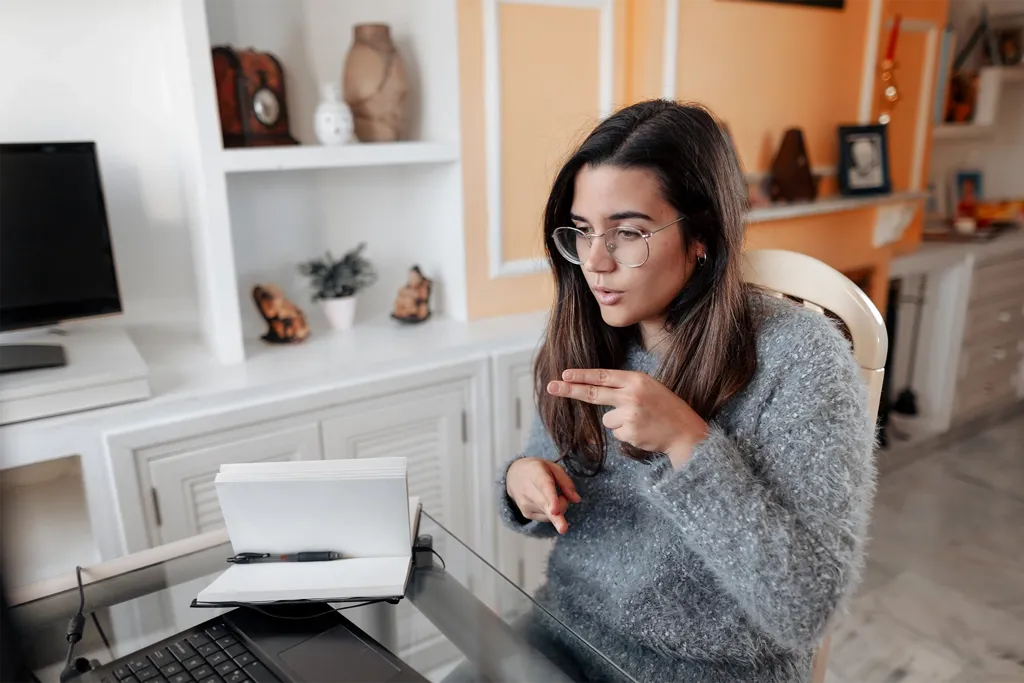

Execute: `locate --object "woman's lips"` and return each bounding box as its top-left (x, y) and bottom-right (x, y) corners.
top-left (593, 287), bottom-right (624, 305)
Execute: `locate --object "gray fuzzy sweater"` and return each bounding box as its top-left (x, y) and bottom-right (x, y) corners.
top-left (498, 296), bottom-right (876, 683)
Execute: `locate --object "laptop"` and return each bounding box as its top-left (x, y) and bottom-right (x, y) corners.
top-left (79, 603), bottom-right (429, 683)
top-left (75, 499), bottom-right (428, 683)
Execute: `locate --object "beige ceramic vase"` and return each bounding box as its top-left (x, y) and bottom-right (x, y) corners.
top-left (342, 24), bottom-right (409, 142)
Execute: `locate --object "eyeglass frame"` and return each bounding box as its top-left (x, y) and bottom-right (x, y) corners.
top-left (551, 215), bottom-right (686, 268)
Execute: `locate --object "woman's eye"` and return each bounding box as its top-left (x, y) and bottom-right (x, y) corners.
top-left (615, 229), bottom-right (641, 241)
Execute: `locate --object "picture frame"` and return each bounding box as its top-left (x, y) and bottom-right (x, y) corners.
top-left (953, 170), bottom-right (983, 218)
top-left (742, 0), bottom-right (844, 9)
top-left (996, 27), bottom-right (1022, 65)
top-left (837, 124), bottom-right (892, 196)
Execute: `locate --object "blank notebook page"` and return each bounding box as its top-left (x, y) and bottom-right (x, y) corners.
top-left (216, 477), bottom-right (410, 557)
top-left (197, 557), bottom-right (411, 604)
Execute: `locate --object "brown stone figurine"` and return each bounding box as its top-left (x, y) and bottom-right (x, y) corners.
top-left (253, 284), bottom-right (310, 343)
top-left (342, 24), bottom-right (409, 142)
top-left (391, 266), bottom-right (432, 324)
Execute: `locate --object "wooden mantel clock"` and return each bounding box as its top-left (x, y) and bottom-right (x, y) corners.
top-left (212, 46), bottom-right (298, 148)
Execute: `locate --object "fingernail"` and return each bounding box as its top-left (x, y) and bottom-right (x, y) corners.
top-left (562, 370), bottom-right (574, 381)
top-left (547, 381), bottom-right (560, 395)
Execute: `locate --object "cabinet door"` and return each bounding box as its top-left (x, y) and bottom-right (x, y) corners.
top-left (320, 382), bottom-right (468, 537)
top-left (494, 350), bottom-right (554, 597)
top-left (321, 380), bottom-right (469, 660)
top-left (148, 423), bottom-right (321, 545)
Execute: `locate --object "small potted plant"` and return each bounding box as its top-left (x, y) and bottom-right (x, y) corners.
top-left (298, 243), bottom-right (377, 330)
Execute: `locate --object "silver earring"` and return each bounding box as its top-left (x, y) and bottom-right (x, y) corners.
top-left (697, 253), bottom-right (707, 268)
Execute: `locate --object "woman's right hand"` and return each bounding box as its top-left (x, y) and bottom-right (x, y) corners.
top-left (506, 458), bottom-right (581, 534)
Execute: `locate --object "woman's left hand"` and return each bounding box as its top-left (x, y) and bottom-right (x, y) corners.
top-left (547, 369), bottom-right (709, 468)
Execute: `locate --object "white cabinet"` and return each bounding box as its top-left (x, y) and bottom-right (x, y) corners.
top-left (321, 377), bottom-right (473, 663)
top-left (145, 421), bottom-right (322, 544)
top-left (492, 349), bottom-right (553, 597)
top-left (321, 380), bottom-right (470, 538)
top-left (109, 361), bottom-right (490, 555)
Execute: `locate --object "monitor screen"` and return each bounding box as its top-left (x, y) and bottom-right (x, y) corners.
top-left (0, 142), bottom-right (123, 332)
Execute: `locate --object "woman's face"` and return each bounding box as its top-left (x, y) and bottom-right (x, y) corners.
top-left (569, 165), bottom-right (700, 329)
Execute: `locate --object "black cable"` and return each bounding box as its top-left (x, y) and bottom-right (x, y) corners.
top-left (413, 545), bottom-right (446, 570)
top-left (91, 612), bottom-right (113, 657)
top-left (72, 566), bottom-right (84, 612)
top-left (58, 567), bottom-right (88, 683)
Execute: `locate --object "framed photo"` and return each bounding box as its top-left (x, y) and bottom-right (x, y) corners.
top-left (837, 124), bottom-right (891, 196)
top-left (996, 27), bottom-right (1022, 65)
top-left (953, 170), bottom-right (983, 218)
top-left (742, 0), bottom-right (844, 8)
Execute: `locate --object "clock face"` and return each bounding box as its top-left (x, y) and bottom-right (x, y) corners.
top-left (252, 87), bottom-right (280, 127)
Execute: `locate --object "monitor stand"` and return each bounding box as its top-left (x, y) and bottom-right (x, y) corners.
top-left (0, 344), bottom-right (68, 374)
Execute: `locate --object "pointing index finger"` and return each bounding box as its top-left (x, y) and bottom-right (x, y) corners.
top-left (562, 369), bottom-right (631, 388)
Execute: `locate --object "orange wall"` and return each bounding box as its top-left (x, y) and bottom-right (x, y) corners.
top-left (671, 0), bottom-right (870, 173)
top-left (458, 0), bottom-right (948, 319)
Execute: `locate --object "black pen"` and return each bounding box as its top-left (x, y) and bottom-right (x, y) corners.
top-left (227, 552), bottom-right (343, 564)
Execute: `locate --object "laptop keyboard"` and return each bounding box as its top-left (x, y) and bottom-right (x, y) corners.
top-left (98, 621), bottom-right (279, 683)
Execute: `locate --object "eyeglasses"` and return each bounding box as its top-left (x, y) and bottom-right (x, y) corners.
top-left (551, 216), bottom-right (684, 268)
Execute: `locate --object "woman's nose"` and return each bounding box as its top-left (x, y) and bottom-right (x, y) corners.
top-left (584, 236), bottom-right (616, 273)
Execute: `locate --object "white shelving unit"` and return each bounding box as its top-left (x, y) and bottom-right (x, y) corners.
top-left (220, 142), bottom-right (459, 174)
top-left (173, 0), bottom-right (465, 364)
top-left (933, 66), bottom-right (1024, 140)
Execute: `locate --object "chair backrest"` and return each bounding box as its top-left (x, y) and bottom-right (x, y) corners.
top-left (742, 249), bottom-right (888, 683)
top-left (742, 248), bottom-right (888, 432)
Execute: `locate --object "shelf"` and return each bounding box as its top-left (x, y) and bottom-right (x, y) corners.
top-left (1, 458), bottom-right (98, 588)
top-left (933, 124), bottom-right (994, 140)
top-left (220, 142), bottom-right (460, 174)
top-left (747, 191), bottom-right (925, 224)
top-left (932, 66), bottom-right (1024, 142)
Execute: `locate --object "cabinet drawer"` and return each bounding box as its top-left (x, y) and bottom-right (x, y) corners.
top-left (953, 361), bottom-right (1020, 423)
top-left (963, 294), bottom-right (1024, 345)
top-left (958, 327), bottom-right (1024, 379)
top-left (970, 254), bottom-right (1024, 304)
top-left (954, 333), bottom-right (1022, 423)
top-left (145, 421), bottom-right (322, 545)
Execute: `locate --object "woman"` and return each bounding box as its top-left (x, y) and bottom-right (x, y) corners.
top-left (499, 100), bottom-right (875, 682)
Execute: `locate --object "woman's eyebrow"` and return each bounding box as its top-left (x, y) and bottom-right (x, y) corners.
top-left (608, 210), bottom-right (653, 221)
top-left (569, 210), bottom-right (654, 222)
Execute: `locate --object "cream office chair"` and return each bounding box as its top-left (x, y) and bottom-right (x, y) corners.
top-left (742, 248), bottom-right (888, 683)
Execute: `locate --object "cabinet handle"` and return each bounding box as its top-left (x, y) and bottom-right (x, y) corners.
top-left (461, 410), bottom-right (468, 444)
top-left (515, 397), bottom-right (522, 430)
top-left (997, 311), bottom-right (1011, 323)
top-left (151, 487), bottom-right (162, 527)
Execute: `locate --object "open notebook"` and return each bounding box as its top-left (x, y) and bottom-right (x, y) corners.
top-left (194, 457), bottom-right (421, 606)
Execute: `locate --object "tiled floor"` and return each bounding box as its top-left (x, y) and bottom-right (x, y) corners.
top-left (826, 414), bottom-right (1024, 683)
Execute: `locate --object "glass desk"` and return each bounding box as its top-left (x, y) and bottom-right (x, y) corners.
top-left (11, 512), bottom-right (634, 683)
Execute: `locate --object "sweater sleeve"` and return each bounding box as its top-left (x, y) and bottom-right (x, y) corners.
top-left (496, 413), bottom-right (567, 538)
top-left (639, 309), bottom-right (876, 651)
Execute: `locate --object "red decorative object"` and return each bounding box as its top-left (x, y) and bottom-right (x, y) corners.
top-left (877, 15), bottom-right (902, 124)
top-left (252, 284), bottom-right (310, 344)
top-left (885, 15), bottom-right (901, 60)
top-left (212, 46), bottom-right (298, 148)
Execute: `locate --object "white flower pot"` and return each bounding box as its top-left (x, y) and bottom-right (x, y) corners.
top-left (321, 296), bottom-right (358, 330)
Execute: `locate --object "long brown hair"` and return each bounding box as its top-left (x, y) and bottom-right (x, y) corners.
top-left (535, 100), bottom-right (759, 475)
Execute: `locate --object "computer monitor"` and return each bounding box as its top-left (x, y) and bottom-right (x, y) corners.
top-left (0, 142), bottom-right (123, 373)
